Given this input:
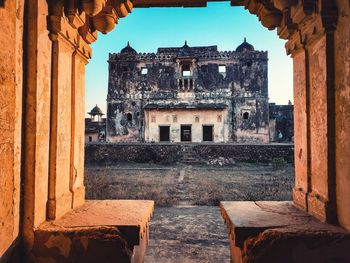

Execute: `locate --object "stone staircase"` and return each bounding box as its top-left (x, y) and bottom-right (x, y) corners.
top-left (179, 144), bottom-right (203, 164)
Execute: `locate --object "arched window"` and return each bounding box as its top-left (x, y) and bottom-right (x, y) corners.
top-left (243, 112), bottom-right (249, 120)
top-left (127, 113), bottom-right (133, 122)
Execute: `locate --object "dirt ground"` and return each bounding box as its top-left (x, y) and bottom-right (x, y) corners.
top-left (85, 163), bottom-right (294, 206)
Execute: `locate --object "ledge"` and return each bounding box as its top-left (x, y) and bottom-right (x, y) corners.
top-left (220, 201), bottom-right (350, 263)
top-left (32, 200), bottom-right (154, 262)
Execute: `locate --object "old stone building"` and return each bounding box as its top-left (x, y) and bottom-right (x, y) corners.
top-left (85, 105), bottom-right (106, 142)
top-left (269, 101), bottom-right (294, 142)
top-left (1, 1), bottom-right (350, 263)
top-left (106, 39), bottom-right (270, 143)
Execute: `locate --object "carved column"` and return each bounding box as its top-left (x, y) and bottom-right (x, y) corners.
top-left (46, 0), bottom-right (133, 220)
top-left (285, 0), bottom-right (339, 223)
top-left (238, 0), bottom-right (342, 224)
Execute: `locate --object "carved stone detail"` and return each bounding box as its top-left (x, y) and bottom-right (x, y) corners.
top-left (48, 0), bottom-right (133, 59)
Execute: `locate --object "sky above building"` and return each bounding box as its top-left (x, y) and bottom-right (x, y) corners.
top-left (86, 2), bottom-right (293, 116)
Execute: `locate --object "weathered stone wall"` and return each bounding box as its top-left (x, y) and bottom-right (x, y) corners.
top-left (106, 43), bottom-right (269, 143)
top-left (0, 0), bottom-right (23, 260)
top-left (335, 0), bottom-right (350, 230)
top-left (85, 143), bottom-right (294, 165)
top-left (144, 109), bottom-right (228, 142)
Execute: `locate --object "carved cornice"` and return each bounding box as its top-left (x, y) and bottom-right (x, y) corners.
top-left (230, 0), bottom-right (338, 56)
top-left (285, 0), bottom-right (338, 55)
top-left (48, 0), bottom-right (133, 59)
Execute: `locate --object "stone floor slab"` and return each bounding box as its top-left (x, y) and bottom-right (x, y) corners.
top-left (145, 206), bottom-right (230, 263)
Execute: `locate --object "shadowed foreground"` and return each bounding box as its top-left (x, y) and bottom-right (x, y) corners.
top-left (145, 206), bottom-right (230, 263)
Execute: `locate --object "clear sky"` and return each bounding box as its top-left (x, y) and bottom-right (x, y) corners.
top-left (85, 2), bottom-right (293, 115)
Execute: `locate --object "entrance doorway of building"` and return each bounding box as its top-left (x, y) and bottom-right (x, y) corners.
top-left (159, 126), bottom-right (170, 142)
top-left (203, 125), bottom-right (213, 142)
top-left (181, 125), bottom-right (192, 142)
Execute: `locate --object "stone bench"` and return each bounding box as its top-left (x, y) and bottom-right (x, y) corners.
top-left (31, 200), bottom-right (154, 263)
top-left (220, 201), bottom-right (350, 263)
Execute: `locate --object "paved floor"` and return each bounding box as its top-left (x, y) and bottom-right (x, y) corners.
top-left (144, 206), bottom-right (230, 263)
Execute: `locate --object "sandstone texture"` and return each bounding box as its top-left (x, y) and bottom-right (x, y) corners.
top-left (221, 201), bottom-right (350, 263)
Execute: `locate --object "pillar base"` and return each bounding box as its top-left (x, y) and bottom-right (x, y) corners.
top-left (220, 201), bottom-right (350, 263)
top-left (29, 200), bottom-right (154, 263)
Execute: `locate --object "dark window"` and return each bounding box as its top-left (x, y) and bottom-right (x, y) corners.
top-left (246, 61), bottom-right (252, 67)
top-left (184, 79), bottom-right (188, 89)
top-left (243, 112), bottom-right (249, 119)
top-left (89, 136), bottom-right (92, 142)
top-left (182, 64), bottom-right (191, 76)
top-left (127, 113), bottom-right (133, 122)
top-left (203, 126), bottom-right (213, 142)
top-left (190, 79), bottom-right (193, 89)
top-left (159, 126), bottom-right (170, 142)
top-left (181, 125), bottom-right (192, 142)
top-left (179, 79), bottom-right (183, 88)
top-left (123, 66), bottom-right (128, 72)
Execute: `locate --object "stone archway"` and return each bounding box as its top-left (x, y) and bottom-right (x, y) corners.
top-left (44, 0), bottom-right (346, 227)
top-left (0, 0), bottom-right (349, 262)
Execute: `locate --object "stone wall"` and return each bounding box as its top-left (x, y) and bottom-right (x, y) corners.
top-left (106, 43), bottom-right (269, 143)
top-left (0, 0), bottom-right (23, 260)
top-left (85, 143), bottom-right (294, 165)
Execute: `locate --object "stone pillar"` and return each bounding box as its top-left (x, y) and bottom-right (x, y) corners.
top-left (241, 0), bottom-right (348, 228)
top-left (44, 0), bottom-right (133, 219)
top-left (292, 45), bottom-right (309, 211)
top-left (46, 5), bottom-right (97, 220)
top-left (286, 1), bottom-right (340, 225)
top-left (47, 28), bottom-right (75, 220)
top-left (23, 0), bottom-right (52, 252)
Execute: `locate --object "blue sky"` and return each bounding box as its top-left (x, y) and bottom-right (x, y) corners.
top-left (86, 2), bottom-right (293, 115)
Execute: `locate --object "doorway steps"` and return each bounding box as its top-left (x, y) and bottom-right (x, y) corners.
top-left (179, 145), bottom-right (204, 164)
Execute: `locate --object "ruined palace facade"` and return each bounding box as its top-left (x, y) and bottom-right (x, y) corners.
top-left (106, 40), bottom-right (269, 143)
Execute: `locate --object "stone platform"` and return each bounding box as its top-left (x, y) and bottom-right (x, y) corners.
top-left (30, 200), bottom-right (154, 263)
top-left (220, 201), bottom-right (350, 263)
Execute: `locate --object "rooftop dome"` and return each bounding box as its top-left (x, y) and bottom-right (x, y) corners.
top-left (88, 105), bottom-right (104, 116)
top-left (236, 38), bottom-right (255, 52)
top-left (121, 41), bottom-right (137, 54)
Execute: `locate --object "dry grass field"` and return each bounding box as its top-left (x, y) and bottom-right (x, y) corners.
top-left (85, 163), bottom-right (294, 206)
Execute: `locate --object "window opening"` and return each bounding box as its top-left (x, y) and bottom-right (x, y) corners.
top-left (126, 113), bottom-right (133, 122)
top-left (182, 64), bottom-right (191, 77)
top-left (243, 112), bottom-right (249, 119)
top-left (219, 65), bottom-right (226, 73)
